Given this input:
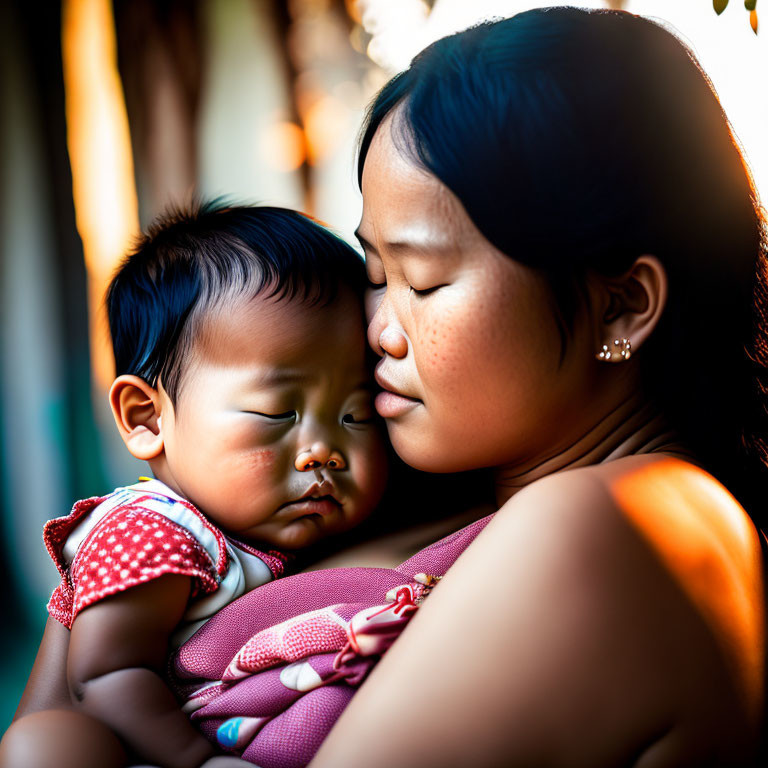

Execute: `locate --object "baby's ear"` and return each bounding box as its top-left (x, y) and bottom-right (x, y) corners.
top-left (109, 375), bottom-right (165, 460)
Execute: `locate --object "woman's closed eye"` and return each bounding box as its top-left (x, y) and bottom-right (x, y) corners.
top-left (410, 284), bottom-right (446, 297)
top-left (367, 278), bottom-right (386, 290)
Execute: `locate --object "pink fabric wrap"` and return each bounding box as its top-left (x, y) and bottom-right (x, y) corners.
top-left (170, 514), bottom-right (493, 767)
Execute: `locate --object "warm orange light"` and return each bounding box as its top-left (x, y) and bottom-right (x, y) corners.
top-left (613, 458), bottom-right (764, 717)
top-left (304, 95), bottom-right (346, 165)
top-left (259, 121), bottom-right (307, 173)
top-left (345, 0), bottom-right (363, 25)
top-left (62, 0), bottom-right (140, 391)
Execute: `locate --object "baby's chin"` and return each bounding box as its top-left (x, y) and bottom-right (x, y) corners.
top-left (250, 504), bottom-right (375, 551)
top-left (256, 514), bottom-right (337, 551)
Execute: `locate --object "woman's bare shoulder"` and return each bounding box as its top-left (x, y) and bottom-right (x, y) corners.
top-left (585, 455), bottom-right (764, 712)
top-left (313, 457), bottom-right (760, 767)
top-left (483, 458), bottom-right (680, 600)
top-left (509, 454), bottom-right (761, 597)
top-left (500, 455), bottom-right (764, 726)
top-left (579, 452), bottom-right (760, 561)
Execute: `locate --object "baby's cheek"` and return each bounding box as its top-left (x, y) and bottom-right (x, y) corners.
top-left (355, 442), bottom-right (388, 510)
top-left (249, 448), bottom-right (277, 473)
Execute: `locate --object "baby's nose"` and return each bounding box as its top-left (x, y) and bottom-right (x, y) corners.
top-left (294, 441), bottom-right (346, 471)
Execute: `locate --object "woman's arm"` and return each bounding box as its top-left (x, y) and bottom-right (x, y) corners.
top-left (67, 575), bottom-right (214, 768)
top-left (311, 470), bottom-right (754, 767)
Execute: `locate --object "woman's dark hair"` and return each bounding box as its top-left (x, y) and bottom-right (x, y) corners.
top-left (107, 201), bottom-right (366, 404)
top-left (358, 8), bottom-right (768, 521)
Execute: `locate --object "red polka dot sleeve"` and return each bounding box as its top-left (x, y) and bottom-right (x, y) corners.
top-left (47, 505), bottom-right (219, 629)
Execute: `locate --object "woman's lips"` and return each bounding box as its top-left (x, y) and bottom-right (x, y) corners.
top-left (374, 368), bottom-right (422, 418)
top-left (375, 389), bottom-right (422, 418)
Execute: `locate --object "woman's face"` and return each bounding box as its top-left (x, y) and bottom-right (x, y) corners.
top-left (358, 120), bottom-right (598, 473)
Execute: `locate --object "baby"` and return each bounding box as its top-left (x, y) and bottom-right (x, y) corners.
top-left (19, 203), bottom-right (388, 768)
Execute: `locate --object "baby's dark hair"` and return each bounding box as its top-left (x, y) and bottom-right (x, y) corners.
top-left (106, 201), bottom-right (366, 404)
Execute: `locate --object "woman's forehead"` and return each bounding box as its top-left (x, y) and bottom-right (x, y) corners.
top-left (359, 125), bottom-right (474, 252)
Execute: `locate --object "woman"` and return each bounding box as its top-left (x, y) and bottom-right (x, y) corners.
top-left (4, 8), bottom-right (766, 767)
top-left (309, 7), bottom-right (768, 766)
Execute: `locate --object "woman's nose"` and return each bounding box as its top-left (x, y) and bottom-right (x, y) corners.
top-left (378, 327), bottom-right (408, 358)
top-left (367, 291), bottom-right (408, 359)
top-left (367, 312), bottom-right (408, 359)
top-left (295, 441), bottom-right (347, 471)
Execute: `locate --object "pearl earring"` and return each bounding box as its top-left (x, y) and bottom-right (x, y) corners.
top-left (596, 337), bottom-right (631, 362)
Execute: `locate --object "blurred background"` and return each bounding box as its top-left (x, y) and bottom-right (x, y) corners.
top-left (1, 0), bottom-right (766, 732)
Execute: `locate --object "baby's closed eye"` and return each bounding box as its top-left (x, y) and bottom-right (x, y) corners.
top-left (342, 398), bottom-right (375, 425)
top-left (245, 410), bottom-right (297, 422)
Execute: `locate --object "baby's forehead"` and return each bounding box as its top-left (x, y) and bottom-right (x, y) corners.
top-left (191, 288), bottom-right (368, 374)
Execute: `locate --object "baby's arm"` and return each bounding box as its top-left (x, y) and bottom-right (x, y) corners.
top-left (13, 616), bottom-right (72, 718)
top-left (67, 574), bottom-right (215, 768)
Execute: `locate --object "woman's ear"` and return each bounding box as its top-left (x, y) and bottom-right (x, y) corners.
top-left (589, 254), bottom-right (668, 362)
top-left (109, 375), bottom-right (165, 460)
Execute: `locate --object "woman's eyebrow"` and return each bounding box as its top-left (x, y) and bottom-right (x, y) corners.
top-left (355, 229), bottom-right (454, 259)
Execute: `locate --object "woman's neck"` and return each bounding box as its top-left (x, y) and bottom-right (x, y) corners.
top-left (494, 394), bottom-right (695, 508)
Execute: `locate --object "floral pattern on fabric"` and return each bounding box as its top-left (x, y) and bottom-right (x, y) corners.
top-left (171, 514), bottom-right (494, 768)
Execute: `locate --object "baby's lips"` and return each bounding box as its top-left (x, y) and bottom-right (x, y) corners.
top-left (281, 496), bottom-right (340, 518)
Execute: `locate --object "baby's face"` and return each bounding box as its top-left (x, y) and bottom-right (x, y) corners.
top-left (156, 289), bottom-right (388, 549)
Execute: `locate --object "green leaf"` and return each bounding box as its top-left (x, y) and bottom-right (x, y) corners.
top-left (714, 0), bottom-right (729, 13)
top-left (745, 0), bottom-right (756, 12)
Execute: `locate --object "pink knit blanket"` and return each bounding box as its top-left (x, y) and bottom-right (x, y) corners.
top-left (170, 514), bottom-right (493, 767)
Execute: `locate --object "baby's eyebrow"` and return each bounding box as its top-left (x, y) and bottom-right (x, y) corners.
top-left (254, 369), bottom-right (309, 387)
top-left (252, 373), bottom-right (373, 391)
